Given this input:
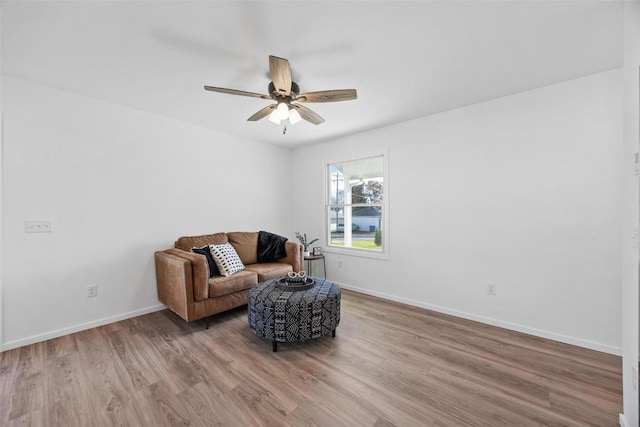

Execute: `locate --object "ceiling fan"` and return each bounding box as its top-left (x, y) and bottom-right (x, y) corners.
top-left (204, 55), bottom-right (357, 127)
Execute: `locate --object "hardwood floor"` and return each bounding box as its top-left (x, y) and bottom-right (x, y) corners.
top-left (0, 290), bottom-right (622, 426)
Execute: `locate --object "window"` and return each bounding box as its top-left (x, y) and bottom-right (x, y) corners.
top-left (326, 155), bottom-right (386, 255)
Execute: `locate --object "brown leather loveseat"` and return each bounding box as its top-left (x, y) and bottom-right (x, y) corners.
top-left (154, 231), bottom-right (302, 325)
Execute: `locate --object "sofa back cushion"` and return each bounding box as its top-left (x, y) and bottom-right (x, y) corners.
top-left (175, 233), bottom-right (228, 252)
top-left (227, 232), bottom-right (258, 265)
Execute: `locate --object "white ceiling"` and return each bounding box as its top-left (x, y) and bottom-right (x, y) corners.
top-left (2, 1), bottom-right (623, 148)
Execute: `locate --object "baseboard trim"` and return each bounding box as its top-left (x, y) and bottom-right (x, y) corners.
top-left (1, 304), bottom-right (166, 352)
top-left (2, 286), bottom-right (621, 356)
top-left (339, 283), bottom-right (622, 356)
top-left (619, 413), bottom-right (631, 427)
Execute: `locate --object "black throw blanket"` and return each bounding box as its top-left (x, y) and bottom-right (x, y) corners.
top-left (257, 231), bottom-right (288, 263)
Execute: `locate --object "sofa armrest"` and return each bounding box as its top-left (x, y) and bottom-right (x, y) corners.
top-left (154, 251), bottom-right (195, 321)
top-left (164, 248), bottom-right (209, 302)
top-left (280, 241), bottom-right (303, 272)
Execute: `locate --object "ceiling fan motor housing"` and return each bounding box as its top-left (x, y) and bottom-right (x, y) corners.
top-left (268, 81), bottom-right (300, 98)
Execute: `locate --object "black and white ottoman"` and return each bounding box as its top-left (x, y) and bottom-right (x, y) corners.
top-left (248, 277), bottom-right (341, 352)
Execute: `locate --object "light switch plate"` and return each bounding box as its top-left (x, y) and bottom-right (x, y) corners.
top-left (25, 220), bottom-right (52, 233)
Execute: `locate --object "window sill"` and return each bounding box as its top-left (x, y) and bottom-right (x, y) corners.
top-left (322, 246), bottom-right (389, 261)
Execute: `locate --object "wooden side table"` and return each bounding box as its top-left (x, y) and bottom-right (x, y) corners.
top-left (304, 253), bottom-right (326, 278)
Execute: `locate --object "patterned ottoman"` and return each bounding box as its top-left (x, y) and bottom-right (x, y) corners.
top-left (248, 277), bottom-right (341, 352)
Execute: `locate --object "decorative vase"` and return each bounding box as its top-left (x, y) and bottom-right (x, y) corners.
top-left (304, 250), bottom-right (310, 257)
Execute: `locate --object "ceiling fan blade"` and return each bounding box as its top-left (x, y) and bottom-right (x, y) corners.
top-left (247, 104), bottom-right (276, 121)
top-left (204, 86), bottom-right (271, 100)
top-left (292, 104), bottom-right (325, 125)
top-left (296, 89), bottom-right (357, 103)
top-left (269, 55), bottom-right (292, 96)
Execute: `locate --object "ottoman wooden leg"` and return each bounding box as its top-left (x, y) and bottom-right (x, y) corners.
top-left (332, 329), bottom-right (336, 338)
top-left (272, 341), bottom-right (278, 352)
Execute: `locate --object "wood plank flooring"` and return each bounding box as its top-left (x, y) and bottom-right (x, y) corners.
top-left (0, 290), bottom-right (622, 426)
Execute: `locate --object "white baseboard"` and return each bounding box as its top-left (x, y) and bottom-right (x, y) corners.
top-left (1, 304), bottom-right (166, 352)
top-left (339, 283), bottom-right (622, 356)
top-left (2, 284), bottom-right (622, 356)
top-left (619, 413), bottom-right (632, 427)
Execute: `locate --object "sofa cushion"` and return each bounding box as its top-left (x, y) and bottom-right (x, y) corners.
top-left (244, 262), bottom-right (293, 282)
top-left (175, 233), bottom-right (228, 252)
top-left (210, 242), bottom-right (245, 277)
top-left (208, 270), bottom-right (257, 298)
top-left (190, 246), bottom-right (220, 278)
top-left (227, 232), bottom-right (259, 265)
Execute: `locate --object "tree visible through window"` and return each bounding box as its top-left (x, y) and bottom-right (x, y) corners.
top-left (327, 155), bottom-right (385, 252)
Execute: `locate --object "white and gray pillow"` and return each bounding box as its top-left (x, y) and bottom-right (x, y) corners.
top-left (209, 243), bottom-right (245, 277)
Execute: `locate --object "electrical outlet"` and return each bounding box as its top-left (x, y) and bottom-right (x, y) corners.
top-left (338, 260), bottom-right (343, 269)
top-left (487, 284), bottom-right (497, 296)
top-left (87, 284), bottom-right (98, 298)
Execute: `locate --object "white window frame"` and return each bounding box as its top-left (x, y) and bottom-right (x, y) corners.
top-left (323, 152), bottom-right (389, 260)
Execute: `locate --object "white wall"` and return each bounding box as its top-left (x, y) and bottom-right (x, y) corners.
top-left (1, 77), bottom-right (293, 350)
top-left (293, 69), bottom-right (623, 354)
top-left (0, 3), bottom-right (4, 350)
top-left (621, 2), bottom-right (640, 426)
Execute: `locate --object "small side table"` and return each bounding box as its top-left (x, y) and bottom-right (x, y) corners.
top-left (304, 254), bottom-right (326, 278)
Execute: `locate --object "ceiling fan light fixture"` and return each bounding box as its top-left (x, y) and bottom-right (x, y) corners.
top-left (268, 110), bottom-right (281, 124)
top-left (276, 102), bottom-right (290, 120)
top-left (288, 107), bottom-right (302, 125)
